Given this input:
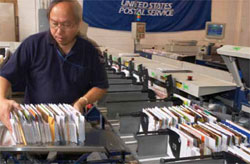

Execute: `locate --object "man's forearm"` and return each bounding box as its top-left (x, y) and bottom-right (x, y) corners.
top-left (81, 87), bottom-right (107, 105)
top-left (0, 76), bottom-right (11, 100)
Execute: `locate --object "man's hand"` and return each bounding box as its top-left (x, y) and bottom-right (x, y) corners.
top-left (0, 99), bottom-right (21, 132)
top-left (73, 88), bottom-right (107, 113)
top-left (73, 97), bottom-right (88, 113)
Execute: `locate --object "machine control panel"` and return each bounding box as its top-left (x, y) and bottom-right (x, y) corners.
top-left (132, 22), bottom-right (146, 40)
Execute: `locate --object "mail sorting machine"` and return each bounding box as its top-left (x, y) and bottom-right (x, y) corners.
top-left (106, 53), bottom-right (189, 101)
top-left (127, 54), bottom-right (239, 123)
top-left (100, 49), bottom-right (145, 115)
top-left (107, 47), bottom-right (236, 101)
top-left (217, 45), bottom-right (250, 128)
top-left (150, 55), bottom-right (242, 126)
top-left (105, 52), bottom-right (143, 87)
top-left (100, 48), bottom-right (250, 163)
top-left (115, 51), bottom-right (236, 106)
top-left (110, 65), bottom-right (248, 163)
top-left (103, 47), bottom-right (142, 81)
top-left (99, 50), bottom-right (195, 163)
top-left (138, 48), bottom-right (196, 63)
top-left (111, 102), bottom-right (250, 164)
top-left (103, 48), bottom-right (177, 97)
top-left (103, 47), bottom-right (242, 124)
top-left (0, 104), bottom-right (137, 164)
top-left (147, 55), bottom-right (236, 100)
top-left (99, 67), bottom-right (181, 162)
top-left (104, 57), bottom-right (217, 162)
top-left (102, 49), bottom-right (147, 97)
top-left (101, 50), bottom-right (183, 119)
top-left (99, 51), bottom-right (148, 109)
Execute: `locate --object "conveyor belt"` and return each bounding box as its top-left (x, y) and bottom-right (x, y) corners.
top-left (108, 78), bottom-right (132, 85)
top-left (106, 101), bottom-right (172, 119)
top-left (107, 73), bottom-right (123, 79)
top-left (108, 84), bottom-right (143, 93)
top-left (98, 92), bottom-right (149, 107)
top-left (106, 92), bottom-right (148, 102)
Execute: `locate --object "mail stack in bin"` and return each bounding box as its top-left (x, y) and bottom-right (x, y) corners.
top-left (9, 104), bottom-right (85, 145)
top-left (136, 104), bottom-right (250, 159)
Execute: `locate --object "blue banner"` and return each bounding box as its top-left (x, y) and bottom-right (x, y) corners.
top-left (83, 0), bottom-right (211, 32)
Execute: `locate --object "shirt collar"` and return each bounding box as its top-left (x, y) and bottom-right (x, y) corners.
top-left (46, 31), bottom-right (57, 46)
top-left (46, 31), bottom-right (81, 57)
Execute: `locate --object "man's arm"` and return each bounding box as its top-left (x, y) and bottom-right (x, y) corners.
top-left (0, 76), bottom-right (20, 132)
top-left (73, 87), bottom-right (107, 112)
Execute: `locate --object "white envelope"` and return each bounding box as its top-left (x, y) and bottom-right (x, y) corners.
top-left (148, 107), bottom-right (165, 129)
top-left (162, 107), bottom-right (178, 127)
top-left (78, 114), bottom-right (85, 144)
top-left (208, 122), bottom-right (234, 146)
top-left (198, 122), bottom-right (223, 151)
top-left (0, 124), bottom-right (16, 146)
top-left (168, 107), bottom-right (186, 124)
top-left (154, 107), bottom-right (171, 129)
top-left (68, 123), bottom-right (77, 144)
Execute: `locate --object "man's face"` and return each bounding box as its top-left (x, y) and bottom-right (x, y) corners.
top-left (49, 2), bottom-right (80, 47)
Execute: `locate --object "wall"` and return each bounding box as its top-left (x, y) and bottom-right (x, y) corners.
top-left (17, 0), bottom-right (250, 52)
top-left (0, 3), bottom-right (15, 41)
top-left (235, 0), bottom-right (250, 46)
top-left (0, 0), bottom-right (18, 41)
top-left (18, 0), bottom-right (37, 41)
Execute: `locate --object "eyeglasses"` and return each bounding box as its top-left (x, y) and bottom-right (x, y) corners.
top-left (50, 20), bottom-right (76, 30)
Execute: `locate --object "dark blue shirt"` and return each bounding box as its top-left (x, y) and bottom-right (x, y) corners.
top-left (0, 31), bottom-right (108, 104)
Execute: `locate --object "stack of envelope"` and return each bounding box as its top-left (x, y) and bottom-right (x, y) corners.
top-left (140, 105), bottom-right (215, 131)
top-left (147, 81), bottom-right (168, 99)
top-left (173, 121), bottom-right (249, 157)
top-left (138, 105), bottom-right (250, 158)
top-left (9, 104), bottom-right (85, 146)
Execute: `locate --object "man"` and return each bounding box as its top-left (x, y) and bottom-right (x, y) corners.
top-left (0, 0), bottom-right (108, 131)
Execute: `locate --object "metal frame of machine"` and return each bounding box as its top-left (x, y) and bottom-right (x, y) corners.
top-left (217, 45), bottom-right (250, 114)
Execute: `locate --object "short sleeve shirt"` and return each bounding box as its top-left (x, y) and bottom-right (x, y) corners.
top-left (0, 31), bottom-right (109, 104)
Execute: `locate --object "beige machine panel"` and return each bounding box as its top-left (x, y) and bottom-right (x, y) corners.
top-left (132, 22), bottom-right (146, 40)
top-left (0, 3), bottom-right (15, 41)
